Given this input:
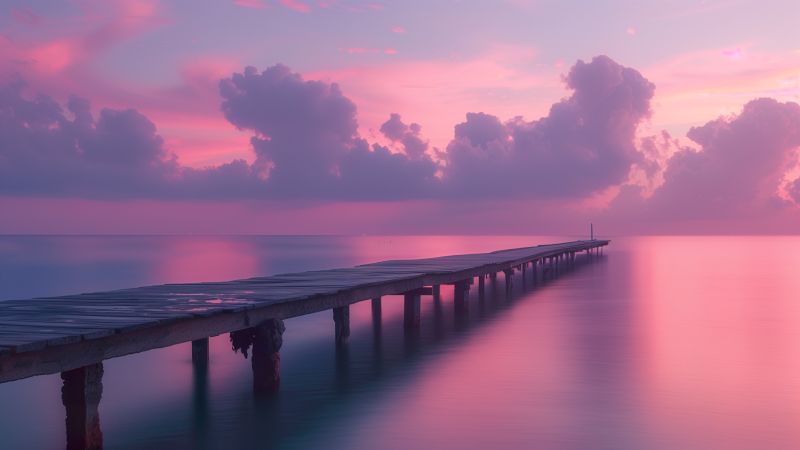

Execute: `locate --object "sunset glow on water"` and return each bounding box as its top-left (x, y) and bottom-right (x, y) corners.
top-left (1, 235), bottom-right (799, 449)
top-left (1, 1), bottom-right (799, 448)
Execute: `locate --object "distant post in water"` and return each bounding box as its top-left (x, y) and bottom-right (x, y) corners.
top-left (61, 363), bottom-right (104, 450)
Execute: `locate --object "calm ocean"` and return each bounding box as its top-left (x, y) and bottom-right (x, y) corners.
top-left (1, 235), bottom-right (799, 450)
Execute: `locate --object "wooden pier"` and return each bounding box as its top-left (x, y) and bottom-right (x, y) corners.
top-left (0, 239), bottom-right (607, 449)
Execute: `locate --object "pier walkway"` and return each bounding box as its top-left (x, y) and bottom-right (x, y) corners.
top-left (1, 239), bottom-right (607, 383)
top-left (0, 239), bottom-right (607, 449)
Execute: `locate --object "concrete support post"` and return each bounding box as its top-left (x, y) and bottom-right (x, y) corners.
top-left (333, 305), bottom-right (350, 346)
top-left (252, 319), bottom-right (285, 394)
top-left (404, 292), bottom-right (421, 329)
top-left (192, 338), bottom-right (209, 369)
top-left (453, 280), bottom-right (470, 315)
top-left (503, 268), bottom-right (514, 297)
top-left (371, 297), bottom-right (382, 321)
top-left (478, 275), bottom-right (485, 300)
top-left (61, 362), bottom-right (104, 450)
top-left (432, 285), bottom-right (441, 301)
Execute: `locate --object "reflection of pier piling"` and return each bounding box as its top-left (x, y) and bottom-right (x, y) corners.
top-left (1, 240), bottom-right (608, 449)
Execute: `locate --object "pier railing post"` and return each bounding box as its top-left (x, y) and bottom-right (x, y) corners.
top-left (252, 319), bottom-right (285, 394)
top-left (333, 306), bottom-right (350, 346)
top-left (404, 292), bottom-right (421, 329)
top-left (61, 362), bottom-right (103, 450)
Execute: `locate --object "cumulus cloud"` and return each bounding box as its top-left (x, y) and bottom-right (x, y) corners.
top-left (642, 98), bottom-right (800, 219)
top-left (379, 113), bottom-right (429, 159)
top-left (219, 65), bottom-right (438, 199)
top-left (0, 79), bottom-right (260, 199)
top-left (790, 178), bottom-right (800, 204)
top-left (3, 54), bottom-right (799, 233)
top-left (0, 81), bottom-right (177, 198)
top-left (443, 55), bottom-right (655, 198)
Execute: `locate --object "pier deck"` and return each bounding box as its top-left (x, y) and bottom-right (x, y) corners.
top-left (0, 239), bottom-right (608, 383)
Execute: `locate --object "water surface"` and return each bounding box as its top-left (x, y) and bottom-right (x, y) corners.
top-left (1, 235), bottom-right (799, 450)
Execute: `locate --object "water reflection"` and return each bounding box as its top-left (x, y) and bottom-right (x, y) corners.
top-left (3, 236), bottom-right (800, 450)
top-left (195, 254), bottom-right (598, 450)
top-left (190, 351), bottom-right (209, 449)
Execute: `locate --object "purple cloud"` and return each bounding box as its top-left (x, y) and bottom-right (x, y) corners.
top-left (379, 113), bottom-right (429, 159)
top-left (0, 81), bottom-right (178, 198)
top-left (219, 65), bottom-right (438, 199)
top-left (790, 178), bottom-right (800, 205)
top-left (644, 98), bottom-right (800, 219)
top-left (0, 65), bottom-right (440, 200)
top-left (0, 79), bottom-right (259, 199)
top-left (3, 53), bottom-right (798, 229)
top-left (443, 55), bottom-right (655, 198)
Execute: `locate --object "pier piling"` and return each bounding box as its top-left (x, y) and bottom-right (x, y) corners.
top-left (404, 292), bottom-right (421, 329)
top-left (192, 338), bottom-right (209, 370)
top-left (333, 306), bottom-right (350, 346)
top-left (454, 281), bottom-right (469, 315)
top-left (61, 363), bottom-right (103, 450)
top-left (2, 239), bottom-right (609, 450)
top-left (252, 319), bottom-right (285, 394)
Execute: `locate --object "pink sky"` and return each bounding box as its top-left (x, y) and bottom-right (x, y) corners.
top-left (0, 0), bottom-right (799, 234)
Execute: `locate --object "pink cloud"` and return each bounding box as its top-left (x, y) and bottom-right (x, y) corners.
top-left (280, 0), bottom-right (311, 13)
top-left (233, 0), bottom-right (267, 8)
top-left (311, 45), bottom-right (555, 151)
top-left (10, 7), bottom-right (42, 26)
top-left (0, 2), bottom-right (251, 169)
top-left (0, 57), bottom-right (651, 204)
top-left (27, 40), bottom-right (80, 74)
top-left (2, 46), bottom-right (799, 235)
top-left (0, 0), bottom-right (164, 80)
top-left (722, 47), bottom-right (745, 60)
top-left (610, 97), bottom-right (800, 230)
top-left (443, 56), bottom-right (655, 199)
top-left (391, 26), bottom-right (406, 34)
top-left (218, 64), bottom-right (438, 199)
top-left (342, 47), bottom-right (398, 55)
top-left (643, 45), bottom-right (800, 140)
